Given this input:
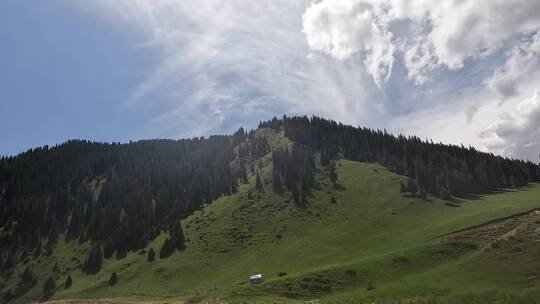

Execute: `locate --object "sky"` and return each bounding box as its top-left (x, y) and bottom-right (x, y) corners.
top-left (1, 0), bottom-right (540, 162)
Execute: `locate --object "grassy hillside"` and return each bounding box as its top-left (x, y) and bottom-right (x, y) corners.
top-left (3, 129), bottom-right (540, 303)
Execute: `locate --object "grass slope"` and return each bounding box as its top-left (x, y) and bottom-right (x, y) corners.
top-left (4, 129), bottom-right (540, 303)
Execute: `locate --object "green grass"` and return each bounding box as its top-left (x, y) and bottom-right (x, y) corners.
top-left (4, 129), bottom-right (540, 303)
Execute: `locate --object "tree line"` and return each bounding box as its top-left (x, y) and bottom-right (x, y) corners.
top-left (0, 135), bottom-right (246, 275)
top-left (260, 115), bottom-right (540, 198)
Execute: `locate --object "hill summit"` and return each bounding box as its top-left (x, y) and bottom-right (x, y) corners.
top-left (1, 116), bottom-right (540, 303)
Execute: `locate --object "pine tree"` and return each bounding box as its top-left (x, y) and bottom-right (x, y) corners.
top-left (170, 221), bottom-right (186, 250)
top-left (440, 187), bottom-right (451, 200)
top-left (419, 188), bottom-right (427, 200)
top-left (2, 289), bottom-right (13, 302)
top-left (240, 165), bottom-right (249, 184)
top-left (147, 248), bottom-right (155, 262)
top-left (159, 238), bottom-right (174, 259)
top-left (20, 266), bottom-right (36, 285)
top-left (329, 161), bottom-right (338, 186)
top-left (272, 170), bottom-right (282, 192)
top-left (407, 179), bottom-right (419, 194)
top-left (255, 171), bottom-right (264, 192)
top-left (64, 275), bottom-right (72, 289)
top-left (83, 244), bottom-right (103, 274)
top-left (400, 181), bottom-right (407, 193)
top-left (47, 224), bottom-right (59, 246)
top-left (292, 184), bottom-right (301, 206)
top-left (108, 272), bottom-right (118, 286)
top-left (43, 275), bottom-right (55, 294)
top-left (34, 239), bottom-right (42, 257)
top-left (103, 237), bottom-right (115, 259)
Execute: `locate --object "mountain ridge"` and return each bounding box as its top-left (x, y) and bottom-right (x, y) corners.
top-left (1, 116), bottom-right (540, 303)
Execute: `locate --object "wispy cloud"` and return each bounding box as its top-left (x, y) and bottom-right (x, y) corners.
top-left (87, 0), bottom-right (380, 137)
top-left (82, 0), bottom-right (540, 161)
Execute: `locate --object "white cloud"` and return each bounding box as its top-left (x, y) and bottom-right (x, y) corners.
top-left (302, 0), bottom-right (395, 87)
top-left (390, 0), bottom-right (540, 75)
top-left (479, 90), bottom-right (540, 161)
top-left (487, 33), bottom-right (540, 99)
top-left (84, 0), bottom-right (383, 137)
top-left (78, 0), bottom-right (540, 161)
top-left (399, 35), bottom-right (437, 85)
top-left (303, 0), bottom-right (540, 86)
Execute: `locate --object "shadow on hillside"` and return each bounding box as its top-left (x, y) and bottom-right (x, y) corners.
top-left (452, 184), bottom-right (537, 202)
top-left (403, 193), bottom-right (433, 202)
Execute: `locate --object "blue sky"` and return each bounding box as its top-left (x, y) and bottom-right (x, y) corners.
top-left (2, 1), bottom-right (540, 161)
top-left (0, 1), bottom-right (159, 155)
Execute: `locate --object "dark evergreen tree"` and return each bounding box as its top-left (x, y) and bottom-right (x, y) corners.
top-left (147, 248), bottom-right (155, 262)
top-left (240, 164), bottom-right (249, 184)
top-left (255, 171), bottom-right (264, 192)
top-left (400, 181), bottom-right (407, 193)
top-left (14, 266), bottom-right (37, 298)
top-left (64, 275), bottom-right (72, 289)
top-left (440, 188), bottom-right (451, 200)
top-left (292, 184), bottom-right (301, 207)
top-left (43, 275), bottom-right (55, 294)
top-left (329, 161), bottom-right (338, 186)
top-left (34, 239), bottom-right (42, 257)
top-left (159, 238), bottom-right (174, 259)
top-left (419, 188), bottom-right (427, 200)
top-left (272, 170), bottom-right (282, 192)
top-left (407, 179), bottom-right (419, 194)
top-left (108, 272), bottom-right (118, 286)
top-left (47, 224), bottom-right (59, 246)
top-left (83, 244), bottom-right (103, 274)
top-left (20, 266), bottom-right (36, 285)
top-left (103, 237), bottom-right (115, 259)
top-left (2, 289), bottom-right (14, 302)
top-left (170, 221), bottom-right (186, 250)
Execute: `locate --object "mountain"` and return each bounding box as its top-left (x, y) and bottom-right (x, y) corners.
top-left (1, 116), bottom-right (540, 304)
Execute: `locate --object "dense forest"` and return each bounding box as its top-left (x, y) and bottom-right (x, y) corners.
top-left (0, 130), bottom-right (270, 286)
top-left (1, 115), bottom-right (539, 299)
top-left (261, 116), bottom-right (540, 198)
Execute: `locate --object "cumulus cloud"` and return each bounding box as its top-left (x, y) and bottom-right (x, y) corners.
top-left (487, 33), bottom-right (540, 99)
top-left (302, 0), bottom-right (394, 87)
top-left (303, 0), bottom-right (540, 86)
top-left (479, 90), bottom-right (540, 161)
top-left (394, 0), bottom-right (540, 68)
